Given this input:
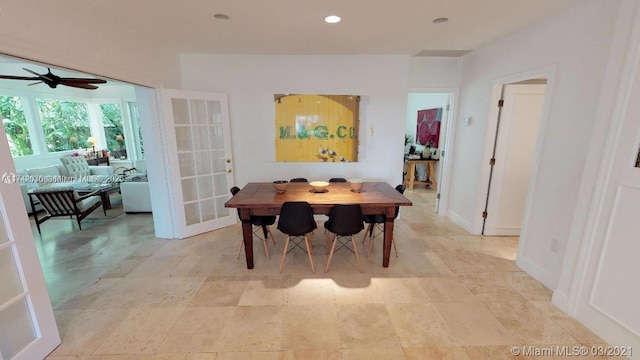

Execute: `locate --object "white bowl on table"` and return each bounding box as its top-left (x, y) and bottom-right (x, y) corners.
top-left (348, 178), bottom-right (364, 193)
top-left (309, 181), bottom-right (329, 193)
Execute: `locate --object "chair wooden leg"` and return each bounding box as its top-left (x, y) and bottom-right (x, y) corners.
top-left (351, 235), bottom-right (363, 273)
top-left (266, 226), bottom-right (276, 246)
top-left (367, 233), bottom-right (375, 258)
top-left (392, 236), bottom-right (398, 257)
top-left (262, 235), bottom-right (270, 260)
top-left (362, 223), bottom-right (372, 244)
top-left (279, 236), bottom-right (291, 273)
top-left (324, 234), bottom-right (338, 273)
top-left (304, 235), bottom-right (315, 273)
top-left (236, 239), bottom-right (244, 260)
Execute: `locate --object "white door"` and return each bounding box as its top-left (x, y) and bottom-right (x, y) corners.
top-left (0, 128), bottom-right (60, 359)
top-left (159, 89), bottom-right (236, 239)
top-left (484, 84), bottom-right (546, 236)
top-left (572, 24), bottom-right (640, 350)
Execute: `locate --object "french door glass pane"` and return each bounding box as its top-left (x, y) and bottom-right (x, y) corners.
top-left (0, 246), bottom-right (24, 304)
top-left (0, 292), bottom-right (36, 359)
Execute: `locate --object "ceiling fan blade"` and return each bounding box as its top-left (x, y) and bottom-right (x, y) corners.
top-left (22, 68), bottom-right (42, 77)
top-left (59, 82), bottom-right (99, 90)
top-left (0, 75), bottom-right (40, 81)
top-left (59, 77), bottom-right (107, 84)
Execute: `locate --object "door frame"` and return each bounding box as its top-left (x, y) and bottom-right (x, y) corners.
top-left (407, 87), bottom-right (458, 216)
top-left (482, 83), bottom-right (547, 236)
top-left (473, 66), bottom-right (556, 281)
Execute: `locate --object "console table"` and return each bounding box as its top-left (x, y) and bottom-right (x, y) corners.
top-left (404, 158), bottom-right (438, 191)
top-left (86, 157), bottom-right (110, 166)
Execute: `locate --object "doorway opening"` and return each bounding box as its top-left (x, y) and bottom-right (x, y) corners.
top-left (405, 91), bottom-right (454, 214)
top-left (482, 79), bottom-right (548, 236)
top-left (0, 54), bottom-right (156, 309)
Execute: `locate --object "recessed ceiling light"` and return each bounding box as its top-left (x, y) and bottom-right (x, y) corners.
top-left (432, 17), bottom-right (448, 24)
top-left (214, 13), bottom-right (230, 20)
top-left (325, 15), bottom-right (341, 24)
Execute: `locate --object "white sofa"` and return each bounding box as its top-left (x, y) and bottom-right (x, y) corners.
top-left (120, 180), bottom-right (152, 213)
top-left (18, 160), bottom-right (114, 214)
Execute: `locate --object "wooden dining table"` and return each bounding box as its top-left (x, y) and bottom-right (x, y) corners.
top-left (225, 181), bottom-right (412, 269)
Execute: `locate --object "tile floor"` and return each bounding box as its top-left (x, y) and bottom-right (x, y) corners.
top-left (32, 188), bottom-right (619, 359)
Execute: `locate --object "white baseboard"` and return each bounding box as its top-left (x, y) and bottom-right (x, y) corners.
top-left (516, 255), bottom-right (558, 290)
top-left (447, 209), bottom-right (473, 233)
top-left (552, 290), bottom-right (569, 313)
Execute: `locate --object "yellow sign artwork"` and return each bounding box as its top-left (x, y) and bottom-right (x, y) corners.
top-left (275, 94), bottom-right (360, 162)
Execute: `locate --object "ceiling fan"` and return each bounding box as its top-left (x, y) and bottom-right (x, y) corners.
top-left (0, 67), bottom-right (107, 90)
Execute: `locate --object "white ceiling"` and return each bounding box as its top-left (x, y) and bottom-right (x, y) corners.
top-left (2, 0), bottom-right (582, 56)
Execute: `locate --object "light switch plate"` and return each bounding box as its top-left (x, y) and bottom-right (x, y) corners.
top-left (463, 117), bottom-right (471, 126)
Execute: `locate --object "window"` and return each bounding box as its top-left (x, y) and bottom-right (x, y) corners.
top-left (36, 99), bottom-right (90, 152)
top-left (100, 103), bottom-right (125, 157)
top-left (128, 102), bottom-right (144, 159)
top-left (0, 95), bottom-right (33, 157)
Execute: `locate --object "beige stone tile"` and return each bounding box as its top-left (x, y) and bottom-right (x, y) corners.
top-left (435, 249), bottom-right (492, 273)
top-left (126, 253), bottom-right (202, 278)
top-left (506, 272), bottom-right (552, 301)
top-left (419, 277), bottom-right (478, 302)
top-left (238, 276), bottom-right (290, 306)
top-left (189, 275), bottom-right (249, 307)
top-left (530, 301), bottom-right (607, 344)
top-left (281, 304), bottom-right (340, 350)
top-left (404, 346), bottom-right (472, 360)
top-left (433, 301), bottom-right (517, 345)
top-left (332, 274), bottom-right (384, 305)
top-left (222, 306), bottom-right (285, 351)
top-left (50, 308), bottom-right (130, 356)
top-left (142, 276), bottom-right (205, 308)
top-left (337, 304), bottom-right (401, 350)
top-left (374, 277), bottom-right (431, 304)
top-left (55, 278), bottom-right (120, 311)
top-left (287, 277), bottom-right (335, 305)
top-left (463, 346), bottom-right (524, 359)
top-left (156, 307), bottom-right (232, 353)
top-left (93, 307), bottom-right (184, 354)
top-left (341, 344), bottom-right (407, 360)
top-left (153, 354), bottom-right (217, 360)
top-left (214, 351), bottom-right (280, 360)
top-left (386, 303), bottom-right (459, 347)
top-left (457, 273), bottom-right (528, 302)
top-left (82, 277), bottom-right (154, 310)
top-left (484, 301), bottom-right (577, 344)
top-left (76, 355), bottom-right (155, 360)
top-left (278, 350), bottom-right (341, 360)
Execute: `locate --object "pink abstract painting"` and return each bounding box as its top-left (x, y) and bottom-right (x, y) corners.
top-left (416, 108), bottom-right (442, 147)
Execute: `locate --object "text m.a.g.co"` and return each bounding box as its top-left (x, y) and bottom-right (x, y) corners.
top-left (279, 125), bottom-right (358, 140)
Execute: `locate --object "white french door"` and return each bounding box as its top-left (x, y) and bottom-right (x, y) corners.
top-left (0, 127), bottom-right (60, 359)
top-left (483, 84), bottom-right (546, 236)
top-left (159, 89), bottom-right (236, 239)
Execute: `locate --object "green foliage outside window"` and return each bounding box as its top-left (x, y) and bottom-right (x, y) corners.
top-left (100, 103), bottom-right (124, 151)
top-left (0, 95), bottom-right (33, 156)
top-left (37, 99), bottom-right (91, 152)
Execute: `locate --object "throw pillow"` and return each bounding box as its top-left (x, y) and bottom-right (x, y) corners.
top-left (60, 156), bottom-right (91, 179)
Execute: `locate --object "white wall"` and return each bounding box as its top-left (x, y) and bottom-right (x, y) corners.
top-left (448, 0), bottom-right (624, 289)
top-left (408, 57), bottom-right (462, 89)
top-left (179, 55), bottom-right (410, 187)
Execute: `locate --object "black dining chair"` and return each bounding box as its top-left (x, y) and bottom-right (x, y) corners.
top-left (290, 178), bottom-right (308, 183)
top-left (362, 184), bottom-right (406, 258)
top-left (230, 187), bottom-right (277, 260)
top-left (324, 204), bottom-right (365, 273)
top-left (328, 178), bottom-right (347, 183)
top-left (277, 201), bottom-right (318, 273)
